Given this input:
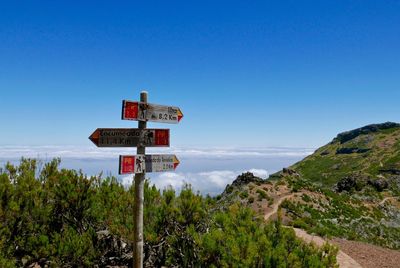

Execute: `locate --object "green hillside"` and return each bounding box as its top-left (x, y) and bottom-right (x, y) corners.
top-left (218, 123), bottom-right (400, 250)
top-left (293, 122), bottom-right (400, 191)
top-left (274, 122), bottom-right (400, 249)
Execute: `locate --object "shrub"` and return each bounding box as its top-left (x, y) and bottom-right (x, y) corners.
top-left (256, 189), bottom-right (268, 200)
top-left (0, 159), bottom-right (338, 267)
top-left (302, 194), bottom-right (312, 203)
top-left (239, 190), bottom-right (249, 199)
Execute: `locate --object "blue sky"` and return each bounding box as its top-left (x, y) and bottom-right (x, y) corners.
top-left (1, 1), bottom-right (400, 148)
top-left (1, 1), bottom-right (400, 192)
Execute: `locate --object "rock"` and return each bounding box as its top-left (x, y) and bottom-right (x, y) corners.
top-left (320, 150), bottom-right (330, 156)
top-left (97, 229), bottom-right (110, 239)
top-left (335, 176), bottom-right (366, 192)
top-left (336, 176), bottom-right (357, 192)
top-left (333, 122), bottom-right (400, 144)
top-left (332, 164), bottom-right (341, 170)
top-left (282, 168), bottom-right (297, 175)
top-left (336, 176), bottom-right (389, 192)
top-left (22, 257), bottom-right (29, 266)
top-left (96, 229), bottom-right (132, 267)
top-left (336, 148), bottom-right (370, 154)
top-left (379, 168), bottom-right (400, 175)
top-left (230, 172), bottom-right (264, 187)
top-left (367, 178), bottom-right (389, 192)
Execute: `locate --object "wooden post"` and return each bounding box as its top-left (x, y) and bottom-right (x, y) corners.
top-left (133, 91), bottom-right (147, 268)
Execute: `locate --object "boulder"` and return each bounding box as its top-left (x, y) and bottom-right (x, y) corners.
top-left (336, 176), bottom-right (389, 192)
top-left (336, 176), bottom-right (357, 192)
top-left (230, 172), bottom-right (264, 187)
top-left (335, 176), bottom-right (366, 192)
top-left (367, 178), bottom-right (389, 192)
top-left (282, 168), bottom-right (298, 175)
top-left (96, 230), bottom-right (131, 267)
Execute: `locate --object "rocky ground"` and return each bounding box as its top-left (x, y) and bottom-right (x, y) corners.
top-left (331, 238), bottom-right (400, 268)
top-left (257, 179), bottom-right (400, 268)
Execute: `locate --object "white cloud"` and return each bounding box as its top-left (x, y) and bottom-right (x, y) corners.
top-left (0, 145), bottom-right (314, 160)
top-left (121, 175), bottom-right (133, 188)
top-left (248, 168), bottom-right (269, 178)
top-left (152, 172), bottom-right (187, 190)
top-left (198, 171), bottom-right (236, 188)
top-left (124, 168), bottom-right (270, 196)
top-left (0, 145), bottom-right (302, 195)
top-left (170, 146), bottom-right (314, 158)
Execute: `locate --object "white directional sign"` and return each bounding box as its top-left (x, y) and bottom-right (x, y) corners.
top-left (119, 154), bottom-right (180, 174)
top-left (145, 154), bottom-right (180, 173)
top-left (122, 100), bottom-right (183, 124)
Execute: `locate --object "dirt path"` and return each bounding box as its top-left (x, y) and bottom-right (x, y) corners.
top-left (332, 238), bottom-right (400, 268)
top-left (263, 194), bottom-right (362, 268)
top-left (263, 193), bottom-right (295, 221)
top-left (293, 228), bottom-right (362, 268)
top-left (379, 196), bottom-right (397, 206)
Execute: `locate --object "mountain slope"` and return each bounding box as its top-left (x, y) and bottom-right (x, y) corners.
top-left (292, 122), bottom-right (400, 191)
top-left (280, 123), bottom-right (400, 249)
top-left (220, 122), bottom-right (400, 253)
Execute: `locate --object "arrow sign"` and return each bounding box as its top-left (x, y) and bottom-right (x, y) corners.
top-left (89, 128), bottom-right (170, 147)
top-left (119, 154), bottom-right (180, 174)
top-left (122, 100), bottom-right (183, 123)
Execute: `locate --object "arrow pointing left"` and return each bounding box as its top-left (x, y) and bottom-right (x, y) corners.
top-left (89, 128), bottom-right (170, 147)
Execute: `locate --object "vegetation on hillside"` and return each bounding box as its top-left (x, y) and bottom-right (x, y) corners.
top-left (292, 122), bottom-right (400, 188)
top-left (0, 158), bottom-right (338, 267)
top-left (272, 123), bottom-right (400, 249)
top-left (215, 123), bottom-right (400, 251)
top-left (281, 184), bottom-right (400, 249)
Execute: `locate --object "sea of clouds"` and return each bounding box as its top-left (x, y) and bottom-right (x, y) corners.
top-left (0, 146), bottom-right (314, 195)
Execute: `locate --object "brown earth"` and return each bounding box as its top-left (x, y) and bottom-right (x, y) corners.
top-left (331, 238), bottom-right (400, 268)
top-left (293, 228), bottom-right (362, 268)
top-left (257, 181), bottom-right (400, 268)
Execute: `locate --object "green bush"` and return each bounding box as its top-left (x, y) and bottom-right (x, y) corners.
top-left (0, 159), bottom-right (338, 267)
top-left (197, 204), bottom-right (338, 267)
top-left (256, 189), bottom-right (268, 200)
top-left (302, 194), bottom-right (312, 203)
top-left (239, 190), bottom-right (249, 199)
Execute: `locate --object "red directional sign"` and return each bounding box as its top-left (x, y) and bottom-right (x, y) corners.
top-left (119, 154), bottom-right (180, 174)
top-left (89, 128), bottom-right (169, 147)
top-left (119, 155), bottom-right (145, 174)
top-left (122, 100), bottom-right (183, 123)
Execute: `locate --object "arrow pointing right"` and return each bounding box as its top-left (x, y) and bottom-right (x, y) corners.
top-left (119, 154), bottom-right (180, 174)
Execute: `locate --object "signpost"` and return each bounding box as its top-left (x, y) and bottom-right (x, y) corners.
top-left (89, 128), bottom-right (170, 147)
top-left (122, 100), bottom-right (183, 124)
top-left (119, 154), bottom-right (180, 174)
top-left (89, 91), bottom-right (183, 268)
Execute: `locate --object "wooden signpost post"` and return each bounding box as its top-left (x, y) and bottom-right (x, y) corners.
top-left (89, 91), bottom-right (183, 268)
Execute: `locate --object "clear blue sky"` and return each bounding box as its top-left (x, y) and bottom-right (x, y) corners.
top-left (1, 1), bottom-right (399, 148)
